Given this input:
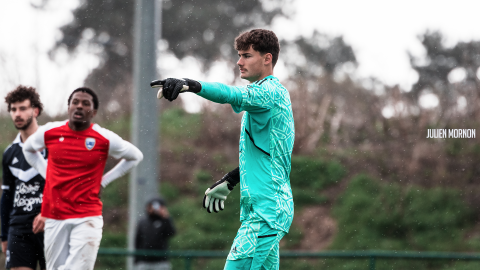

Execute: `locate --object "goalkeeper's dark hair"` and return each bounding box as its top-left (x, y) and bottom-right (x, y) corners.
top-left (68, 87), bottom-right (99, 110)
top-left (5, 85), bottom-right (44, 116)
top-left (235, 29), bottom-right (280, 67)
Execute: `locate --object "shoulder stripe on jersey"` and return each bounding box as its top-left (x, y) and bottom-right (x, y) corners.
top-left (9, 166), bottom-right (40, 182)
top-left (257, 78), bottom-right (268, 85)
top-left (245, 129), bottom-right (270, 156)
top-left (1, 185), bottom-right (9, 190)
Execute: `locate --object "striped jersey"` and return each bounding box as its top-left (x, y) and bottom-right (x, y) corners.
top-left (1, 133), bottom-right (47, 236)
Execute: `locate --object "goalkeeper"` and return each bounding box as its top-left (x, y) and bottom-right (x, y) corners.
top-left (152, 29), bottom-right (294, 270)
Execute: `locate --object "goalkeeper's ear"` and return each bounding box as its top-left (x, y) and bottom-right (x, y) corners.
top-left (263, 53), bottom-right (273, 66)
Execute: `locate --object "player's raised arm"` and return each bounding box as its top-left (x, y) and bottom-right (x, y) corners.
top-left (22, 127), bottom-right (47, 179)
top-left (98, 128), bottom-right (144, 188)
top-left (151, 78), bottom-right (201, 101)
top-left (151, 78), bottom-right (244, 105)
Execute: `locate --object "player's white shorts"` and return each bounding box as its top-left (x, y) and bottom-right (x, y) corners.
top-left (44, 216), bottom-right (103, 270)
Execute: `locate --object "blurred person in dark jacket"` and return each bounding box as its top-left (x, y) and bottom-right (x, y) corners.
top-left (135, 198), bottom-right (176, 270)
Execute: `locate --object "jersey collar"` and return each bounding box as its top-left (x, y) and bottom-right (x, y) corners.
top-left (13, 133), bottom-right (23, 147)
top-left (252, 75), bottom-right (277, 85)
top-left (65, 121), bottom-right (94, 133)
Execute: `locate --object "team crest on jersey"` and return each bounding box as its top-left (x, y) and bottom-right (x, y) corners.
top-left (85, 138), bottom-right (96, 150)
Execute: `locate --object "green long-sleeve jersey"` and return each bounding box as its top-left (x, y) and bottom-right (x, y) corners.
top-left (198, 75), bottom-right (295, 233)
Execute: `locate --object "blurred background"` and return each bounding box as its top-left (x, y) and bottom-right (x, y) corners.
top-left (2, 0), bottom-right (480, 269)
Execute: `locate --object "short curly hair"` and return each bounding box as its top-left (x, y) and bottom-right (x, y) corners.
top-left (235, 29), bottom-right (280, 67)
top-left (5, 85), bottom-right (43, 116)
top-left (67, 87), bottom-right (99, 110)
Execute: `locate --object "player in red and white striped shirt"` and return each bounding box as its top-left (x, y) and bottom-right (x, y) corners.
top-left (23, 88), bottom-right (143, 270)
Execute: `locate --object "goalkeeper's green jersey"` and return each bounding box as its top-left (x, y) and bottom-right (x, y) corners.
top-left (198, 76), bottom-right (295, 233)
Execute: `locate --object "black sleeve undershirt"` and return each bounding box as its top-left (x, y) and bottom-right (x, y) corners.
top-left (1, 189), bottom-right (13, 241)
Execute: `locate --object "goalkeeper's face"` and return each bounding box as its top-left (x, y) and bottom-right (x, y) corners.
top-left (237, 46), bottom-right (273, 83)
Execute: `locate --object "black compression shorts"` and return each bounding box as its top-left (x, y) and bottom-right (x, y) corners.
top-left (6, 231), bottom-right (46, 269)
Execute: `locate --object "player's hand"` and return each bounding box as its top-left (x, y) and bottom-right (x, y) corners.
top-left (32, 213), bottom-right (46, 234)
top-left (203, 168), bottom-right (240, 213)
top-left (150, 78), bottom-right (201, 101)
top-left (1, 241), bottom-right (7, 255)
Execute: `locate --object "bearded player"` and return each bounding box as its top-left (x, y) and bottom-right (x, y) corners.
top-left (151, 29), bottom-right (295, 270)
top-left (1, 86), bottom-right (47, 270)
top-left (23, 87), bottom-right (143, 270)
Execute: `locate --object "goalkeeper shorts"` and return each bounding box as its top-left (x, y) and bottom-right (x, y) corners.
top-left (224, 216), bottom-right (286, 270)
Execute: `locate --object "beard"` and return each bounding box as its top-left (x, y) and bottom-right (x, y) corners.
top-left (15, 115), bottom-right (33, 130)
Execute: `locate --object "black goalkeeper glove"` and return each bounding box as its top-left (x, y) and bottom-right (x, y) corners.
top-left (203, 167), bottom-right (240, 213)
top-left (150, 78), bottom-right (202, 101)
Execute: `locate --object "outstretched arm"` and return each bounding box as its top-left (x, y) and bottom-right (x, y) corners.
top-left (151, 78), bottom-right (274, 113)
top-left (196, 81), bottom-right (244, 105)
top-left (151, 78), bottom-right (243, 105)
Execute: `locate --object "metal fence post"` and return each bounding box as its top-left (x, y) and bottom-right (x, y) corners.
top-left (128, 0), bottom-right (161, 269)
top-left (185, 257), bottom-right (192, 270)
top-left (369, 256), bottom-right (376, 270)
